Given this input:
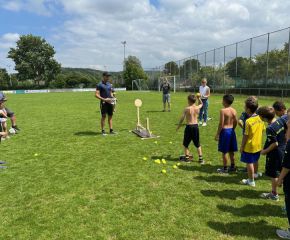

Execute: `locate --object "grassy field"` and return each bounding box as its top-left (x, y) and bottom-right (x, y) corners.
top-left (0, 91), bottom-right (288, 240)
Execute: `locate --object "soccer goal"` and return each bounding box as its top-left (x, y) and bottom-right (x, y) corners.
top-left (132, 79), bottom-right (149, 91)
top-left (158, 76), bottom-right (176, 93)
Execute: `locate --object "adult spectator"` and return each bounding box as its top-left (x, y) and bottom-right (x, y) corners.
top-left (198, 78), bottom-right (211, 126)
top-left (160, 78), bottom-right (171, 112)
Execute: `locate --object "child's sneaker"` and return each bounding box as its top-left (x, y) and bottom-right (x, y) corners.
top-left (199, 159), bottom-right (205, 165)
top-left (260, 192), bottom-right (279, 201)
top-left (202, 122), bottom-right (207, 127)
top-left (276, 229), bottom-right (290, 239)
top-left (184, 157), bottom-right (192, 163)
top-left (241, 179), bottom-right (256, 187)
top-left (198, 121), bottom-right (202, 125)
top-left (254, 172), bottom-right (263, 179)
top-left (101, 130), bottom-right (107, 136)
top-left (229, 166), bottom-right (237, 172)
top-left (217, 168), bottom-right (228, 174)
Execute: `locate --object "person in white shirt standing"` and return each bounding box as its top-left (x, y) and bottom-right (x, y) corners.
top-left (198, 78), bottom-right (211, 126)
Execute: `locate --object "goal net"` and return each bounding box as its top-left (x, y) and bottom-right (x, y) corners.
top-left (132, 79), bottom-right (149, 91)
top-left (158, 76), bottom-right (176, 93)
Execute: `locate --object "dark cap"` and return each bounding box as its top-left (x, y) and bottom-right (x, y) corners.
top-left (103, 72), bottom-right (111, 77)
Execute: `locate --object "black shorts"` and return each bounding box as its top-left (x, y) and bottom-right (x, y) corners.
top-left (283, 142), bottom-right (290, 193)
top-left (100, 102), bottom-right (113, 116)
top-left (183, 124), bottom-right (200, 148)
top-left (4, 108), bottom-right (14, 118)
top-left (265, 148), bottom-right (283, 178)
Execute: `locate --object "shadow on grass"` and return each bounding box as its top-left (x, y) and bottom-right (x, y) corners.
top-left (201, 189), bottom-right (264, 200)
top-left (217, 203), bottom-right (284, 217)
top-left (74, 131), bottom-right (102, 136)
top-left (151, 155), bottom-right (180, 162)
top-left (208, 220), bottom-right (277, 240)
top-left (146, 110), bottom-right (165, 113)
top-left (194, 175), bottom-right (242, 185)
top-left (179, 164), bottom-right (222, 174)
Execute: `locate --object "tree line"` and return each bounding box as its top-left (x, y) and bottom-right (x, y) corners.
top-left (0, 34), bottom-right (148, 90)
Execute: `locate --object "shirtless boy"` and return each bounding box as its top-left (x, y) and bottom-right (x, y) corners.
top-left (215, 94), bottom-right (238, 174)
top-left (176, 94), bottom-right (204, 164)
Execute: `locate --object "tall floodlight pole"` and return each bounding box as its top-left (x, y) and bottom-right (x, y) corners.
top-left (121, 41), bottom-right (126, 85)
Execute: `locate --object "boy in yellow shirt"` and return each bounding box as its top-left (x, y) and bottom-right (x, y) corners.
top-left (240, 96), bottom-right (265, 187)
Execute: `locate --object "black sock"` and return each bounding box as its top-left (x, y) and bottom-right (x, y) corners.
top-left (230, 163), bottom-right (235, 168)
top-left (110, 129), bottom-right (113, 132)
top-left (223, 166), bottom-right (228, 171)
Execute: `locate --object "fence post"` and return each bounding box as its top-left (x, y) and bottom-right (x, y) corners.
top-left (197, 54), bottom-right (199, 74)
top-left (265, 33), bottom-right (270, 96)
top-left (235, 42), bottom-right (238, 88)
top-left (223, 46), bottom-right (226, 93)
top-left (287, 27), bottom-right (290, 90)
top-left (178, 60), bottom-right (181, 83)
top-left (213, 49), bottom-right (216, 93)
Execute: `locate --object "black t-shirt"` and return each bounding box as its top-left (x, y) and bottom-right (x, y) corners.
top-left (161, 83), bottom-right (170, 94)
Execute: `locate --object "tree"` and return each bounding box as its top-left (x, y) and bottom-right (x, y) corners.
top-left (0, 68), bottom-right (10, 89)
top-left (123, 56), bottom-right (147, 89)
top-left (164, 61), bottom-right (179, 75)
top-left (8, 34), bottom-right (61, 86)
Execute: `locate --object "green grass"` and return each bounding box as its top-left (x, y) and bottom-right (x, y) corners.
top-left (0, 91), bottom-right (287, 240)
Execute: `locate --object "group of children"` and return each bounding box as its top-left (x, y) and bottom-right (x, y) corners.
top-left (176, 93), bottom-right (290, 238)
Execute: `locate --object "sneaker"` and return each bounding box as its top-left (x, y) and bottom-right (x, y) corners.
top-left (101, 130), bottom-right (107, 136)
top-left (184, 157), bottom-right (192, 163)
top-left (0, 161), bottom-right (6, 164)
top-left (199, 159), bottom-right (205, 165)
top-left (217, 168), bottom-right (229, 174)
top-left (276, 229), bottom-right (290, 239)
top-left (198, 121), bottom-right (203, 125)
top-left (241, 179), bottom-right (255, 187)
top-left (202, 122), bottom-right (207, 127)
top-left (12, 126), bottom-right (20, 132)
top-left (207, 117), bottom-right (212, 121)
top-left (168, 109), bottom-right (171, 112)
top-left (254, 172), bottom-right (263, 179)
top-left (229, 166), bottom-right (237, 172)
top-left (110, 130), bottom-right (117, 135)
top-left (162, 110), bottom-right (166, 112)
top-left (260, 192), bottom-right (279, 201)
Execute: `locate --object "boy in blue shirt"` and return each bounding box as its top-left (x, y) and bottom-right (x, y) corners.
top-left (258, 106), bottom-right (286, 200)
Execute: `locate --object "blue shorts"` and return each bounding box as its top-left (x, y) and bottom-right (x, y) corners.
top-left (218, 128), bottom-right (238, 154)
top-left (163, 94), bottom-right (170, 103)
top-left (241, 152), bottom-right (261, 164)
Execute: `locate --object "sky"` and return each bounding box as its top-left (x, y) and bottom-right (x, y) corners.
top-left (0, 0), bottom-right (290, 72)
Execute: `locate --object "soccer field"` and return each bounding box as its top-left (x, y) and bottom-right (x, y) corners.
top-left (0, 91), bottom-right (287, 240)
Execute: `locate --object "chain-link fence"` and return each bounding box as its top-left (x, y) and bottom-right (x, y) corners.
top-left (147, 27), bottom-right (290, 97)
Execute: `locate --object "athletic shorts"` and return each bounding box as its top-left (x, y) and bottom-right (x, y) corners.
top-left (283, 141), bottom-right (290, 193)
top-left (100, 102), bottom-right (113, 116)
top-left (218, 128), bottom-right (238, 153)
top-left (183, 124), bottom-right (200, 148)
top-left (4, 108), bottom-right (14, 118)
top-left (265, 148), bottom-right (283, 178)
top-left (241, 151), bottom-right (261, 164)
top-left (163, 94), bottom-right (170, 103)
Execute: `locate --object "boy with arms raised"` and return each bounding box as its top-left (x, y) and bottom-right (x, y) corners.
top-left (276, 109), bottom-right (290, 239)
top-left (258, 106), bottom-right (286, 200)
top-left (215, 94), bottom-right (238, 174)
top-left (176, 94), bottom-right (204, 164)
top-left (240, 97), bottom-right (265, 187)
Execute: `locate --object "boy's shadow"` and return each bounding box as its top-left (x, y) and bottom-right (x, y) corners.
top-left (151, 155), bottom-right (179, 162)
top-left (193, 174), bottom-right (242, 185)
top-left (201, 189), bottom-right (265, 200)
top-left (217, 203), bottom-right (284, 217)
top-left (179, 164), bottom-right (222, 174)
top-left (208, 220), bottom-right (277, 239)
top-left (74, 131), bottom-right (102, 136)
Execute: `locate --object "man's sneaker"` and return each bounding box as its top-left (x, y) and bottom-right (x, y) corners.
top-left (276, 229), bottom-right (290, 239)
top-left (110, 130), bottom-right (117, 135)
top-left (198, 121), bottom-right (203, 125)
top-left (217, 168), bottom-right (229, 174)
top-left (202, 122), bottom-right (207, 127)
top-left (241, 179), bottom-right (256, 187)
top-left (199, 159), bottom-right (205, 165)
top-left (260, 192), bottom-right (279, 201)
top-left (101, 130), bottom-right (107, 136)
top-left (254, 172), bottom-right (263, 179)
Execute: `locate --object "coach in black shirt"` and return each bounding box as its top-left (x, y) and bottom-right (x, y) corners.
top-left (95, 72), bottom-right (116, 135)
